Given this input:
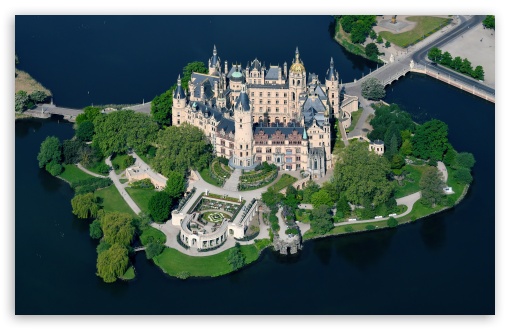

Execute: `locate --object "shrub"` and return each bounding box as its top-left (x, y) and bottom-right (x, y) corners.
top-left (387, 217), bottom-right (398, 228)
top-left (130, 178), bottom-right (154, 189)
top-left (123, 155), bottom-right (136, 168)
top-left (344, 226), bottom-right (354, 233)
top-left (96, 163), bottom-right (111, 174)
top-left (365, 224), bottom-right (376, 230)
top-left (45, 161), bottom-right (63, 176)
top-left (89, 219), bottom-right (103, 239)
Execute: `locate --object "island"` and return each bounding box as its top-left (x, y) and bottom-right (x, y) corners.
top-left (28, 16), bottom-right (487, 283)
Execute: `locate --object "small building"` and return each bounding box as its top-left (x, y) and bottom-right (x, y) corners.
top-left (125, 165), bottom-right (167, 190)
top-left (369, 139), bottom-right (385, 156)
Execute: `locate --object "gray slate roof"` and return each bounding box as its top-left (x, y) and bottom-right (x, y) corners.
top-left (217, 117), bottom-right (235, 134)
top-left (235, 90), bottom-right (250, 111)
top-left (265, 67), bottom-right (280, 80)
top-left (191, 73), bottom-right (220, 100)
top-left (173, 84), bottom-right (186, 99)
top-left (254, 126), bottom-right (305, 138)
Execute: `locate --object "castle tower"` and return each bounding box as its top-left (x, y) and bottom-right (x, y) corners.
top-left (325, 57), bottom-right (340, 118)
top-left (208, 45), bottom-right (221, 75)
top-left (289, 47), bottom-right (306, 118)
top-left (233, 84), bottom-right (254, 168)
top-left (172, 75), bottom-right (187, 126)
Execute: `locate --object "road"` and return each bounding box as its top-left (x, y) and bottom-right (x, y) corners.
top-left (411, 15), bottom-right (495, 96)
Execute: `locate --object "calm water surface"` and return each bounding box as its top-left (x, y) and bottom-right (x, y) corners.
top-left (15, 16), bottom-right (494, 314)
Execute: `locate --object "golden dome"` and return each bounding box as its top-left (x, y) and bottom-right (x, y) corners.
top-left (290, 61), bottom-right (306, 74)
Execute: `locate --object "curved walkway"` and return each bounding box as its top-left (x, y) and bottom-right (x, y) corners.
top-left (105, 156), bottom-right (141, 215)
top-left (76, 163), bottom-right (108, 178)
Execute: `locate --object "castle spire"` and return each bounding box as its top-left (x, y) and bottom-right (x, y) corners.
top-left (330, 57), bottom-right (334, 68)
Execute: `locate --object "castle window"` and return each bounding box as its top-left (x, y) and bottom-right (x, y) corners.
top-left (284, 93), bottom-right (287, 97)
top-left (251, 92), bottom-right (254, 97)
top-left (267, 92), bottom-right (271, 97)
top-left (240, 145), bottom-right (243, 149)
top-left (296, 156), bottom-right (301, 161)
top-left (266, 156), bottom-right (272, 161)
top-left (177, 120), bottom-right (180, 124)
top-left (276, 148), bottom-right (281, 153)
top-left (177, 112), bottom-right (180, 117)
top-left (256, 148), bottom-right (262, 153)
top-left (221, 148), bottom-right (225, 154)
top-left (221, 140), bottom-right (225, 146)
top-left (332, 93), bottom-right (335, 98)
top-left (240, 152), bottom-right (243, 157)
top-left (276, 107), bottom-right (279, 113)
top-left (257, 156), bottom-right (262, 161)
top-left (246, 144), bottom-right (249, 149)
top-left (284, 100), bottom-right (287, 105)
top-left (276, 100), bottom-right (279, 104)
top-left (230, 143), bottom-right (234, 149)
top-left (296, 148), bottom-right (301, 154)
top-left (286, 149), bottom-right (292, 155)
top-left (259, 92), bottom-right (262, 97)
top-left (259, 107), bottom-right (263, 112)
top-left (259, 99), bottom-right (262, 104)
top-left (267, 100), bottom-right (271, 104)
top-left (286, 157), bottom-right (292, 163)
top-left (320, 135), bottom-right (323, 139)
top-left (266, 148), bottom-right (272, 153)
top-left (276, 92), bottom-right (279, 97)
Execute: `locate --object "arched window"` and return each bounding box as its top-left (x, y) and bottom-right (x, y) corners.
top-left (297, 80), bottom-right (301, 86)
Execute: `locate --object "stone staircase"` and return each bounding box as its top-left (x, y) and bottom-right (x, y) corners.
top-left (223, 169), bottom-right (241, 191)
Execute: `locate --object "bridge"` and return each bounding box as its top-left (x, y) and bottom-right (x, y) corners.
top-left (133, 246), bottom-right (146, 252)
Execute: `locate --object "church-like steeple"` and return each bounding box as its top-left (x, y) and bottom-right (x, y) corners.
top-left (173, 74), bottom-right (185, 99)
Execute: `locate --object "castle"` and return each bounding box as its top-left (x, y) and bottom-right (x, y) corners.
top-left (172, 46), bottom-right (358, 178)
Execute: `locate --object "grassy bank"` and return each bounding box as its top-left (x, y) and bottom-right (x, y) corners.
top-left (140, 227), bottom-right (166, 245)
top-left (120, 266), bottom-right (136, 280)
top-left (393, 164), bottom-right (430, 199)
top-left (153, 239), bottom-right (271, 278)
top-left (271, 174), bottom-right (298, 192)
top-left (379, 16), bottom-right (450, 48)
top-left (15, 69), bottom-right (52, 95)
top-left (347, 109), bottom-right (363, 132)
top-left (334, 22), bottom-right (380, 63)
top-left (95, 185), bottom-right (135, 216)
top-left (59, 164), bottom-right (95, 185)
top-left (199, 167), bottom-right (223, 187)
top-left (125, 187), bottom-right (157, 215)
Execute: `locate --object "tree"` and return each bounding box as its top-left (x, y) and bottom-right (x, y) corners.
top-left (473, 66), bottom-right (484, 80)
top-left (420, 166), bottom-right (445, 207)
top-left (96, 243), bottom-right (129, 283)
top-left (37, 136), bottom-right (62, 168)
top-left (427, 47), bottom-right (442, 62)
top-left (148, 191), bottom-right (172, 222)
top-left (483, 15), bottom-right (495, 29)
top-left (151, 88), bottom-right (174, 126)
top-left (365, 43), bottom-right (379, 59)
top-left (451, 56), bottom-right (462, 71)
top-left (76, 120), bottom-right (95, 141)
top-left (226, 243), bottom-right (245, 271)
top-left (15, 91), bottom-right (29, 112)
top-left (181, 61), bottom-right (208, 91)
top-left (460, 58), bottom-right (472, 74)
top-left (310, 205), bottom-right (333, 235)
top-left (151, 124), bottom-right (213, 177)
top-left (71, 193), bottom-right (100, 219)
top-left (442, 146), bottom-right (457, 167)
top-left (89, 219), bottom-right (103, 239)
top-left (123, 155), bottom-right (135, 168)
top-left (261, 188), bottom-right (284, 208)
top-left (369, 29), bottom-right (377, 40)
top-left (93, 110), bottom-right (159, 156)
top-left (96, 241), bottom-right (111, 254)
top-left (100, 212), bottom-right (136, 246)
top-left (400, 139), bottom-right (413, 156)
top-left (76, 106), bottom-right (101, 125)
top-left (311, 189), bottom-right (334, 208)
top-left (164, 170), bottom-right (186, 199)
top-left (391, 154), bottom-right (405, 170)
top-left (440, 51), bottom-right (452, 67)
top-left (387, 217), bottom-right (398, 228)
top-left (361, 78), bottom-right (385, 100)
top-left (376, 35), bottom-right (383, 44)
top-left (62, 139), bottom-right (85, 164)
top-left (337, 195), bottom-right (351, 216)
top-left (333, 141), bottom-right (394, 206)
top-left (385, 41), bottom-right (391, 48)
top-left (29, 90), bottom-right (48, 103)
top-left (340, 16), bottom-right (357, 33)
top-left (453, 168), bottom-right (473, 185)
top-left (302, 180), bottom-right (320, 203)
top-left (412, 119), bottom-right (449, 160)
top-left (45, 161), bottom-right (63, 176)
top-left (145, 241), bottom-right (165, 259)
top-left (455, 152), bottom-right (476, 169)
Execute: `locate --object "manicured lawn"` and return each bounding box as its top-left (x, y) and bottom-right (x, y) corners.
top-left (393, 164), bottom-right (431, 199)
top-left (296, 209), bottom-right (311, 223)
top-left (59, 164), bottom-right (94, 185)
top-left (199, 168), bottom-right (223, 187)
top-left (446, 166), bottom-right (468, 203)
top-left (125, 187), bottom-right (158, 215)
top-left (379, 16), bottom-right (450, 48)
top-left (120, 266), bottom-right (136, 280)
top-left (140, 227), bottom-right (166, 245)
top-left (84, 159), bottom-right (108, 176)
top-left (111, 154), bottom-right (131, 174)
top-left (94, 185), bottom-right (135, 216)
top-left (153, 243), bottom-right (262, 277)
top-left (347, 108), bottom-right (363, 132)
top-left (271, 174), bottom-right (298, 192)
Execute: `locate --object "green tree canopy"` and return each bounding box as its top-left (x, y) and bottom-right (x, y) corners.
top-left (89, 219), bottom-right (103, 239)
top-left (427, 47), bottom-right (442, 62)
top-left (451, 56), bottom-right (462, 71)
top-left (365, 43), bottom-right (379, 59)
top-left (15, 91), bottom-right (29, 112)
top-left (62, 139), bottom-right (86, 164)
top-left (76, 120), bottom-right (95, 142)
top-left (145, 241), bottom-right (165, 259)
top-left (385, 41), bottom-right (391, 48)
top-left (412, 119), bottom-right (449, 161)
top-left (96, 243), bottom-right (129, 283)
top-left (93, 110), bottom-right (159, 156)
top-left (261, 188), bottom-right (284, 209)
top-left (310, 205), bottom-right (333, 235)
top-left (29, 90), bottom-right (48, 103)
top-left (483, 15), bottom-right (495, 29)
top-left (37, 136), bottom-right (62, 168)
top-left (368, 103), bottom-right (415, 144)
top-left (419, 166), bottom-right (445, 207)
top-left (453, 167), bottom-right (473, 185)
top-left (387, 217), bottom-right (398, 228)
top-left (369, 29), bottom-right (377, 40)
top-left (100, 212), bottom-right (136, 246)
top-left (71, 192), bottom-right (100, 219)
top-left (361, 77), bottom-right (386, 100)
top-left (45, 161), bottom-right (63, 176)
top-left (151, 88), bottom-right (174, 127)
top-left (76, 106), bottom-right (101, 125)
top-left (440, 51), bottom-right (452, 66)
top-left (151, 123), bottom-right (212, 176)
top-left (148, 191), bottom-right (172, 223)
top-left (376, 35), bottom-right (383, 44)
top-left (311, 189), bottom-right (334, 208)
top-left (455, 152), bottom-right (476, 169)
top-left (164, 170), bottom-right (186, 199)
top-left (301, 180), bottom-right (320, 203)
top-left (333, 141), bottom-right (393, 206)
top-left (226, 243), bottom-right (246, 271)
top-left (473, 66), bottom-right (485, 80)
top-left (460, 58), bottom-right (473, 74)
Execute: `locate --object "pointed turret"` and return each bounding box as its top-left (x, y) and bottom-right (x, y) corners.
top-left (173, 75), bottom-right (186, 99)
top-left (235, 84), bottom-right (250, 111)
top-left (326, 57), bottom-right (338, 82)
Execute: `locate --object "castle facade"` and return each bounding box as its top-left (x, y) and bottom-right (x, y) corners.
top-left (172, 46), bottom-right (358, 178)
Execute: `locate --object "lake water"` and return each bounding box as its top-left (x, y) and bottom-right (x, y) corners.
top-left (15, 16), bottom-right (494, 314)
